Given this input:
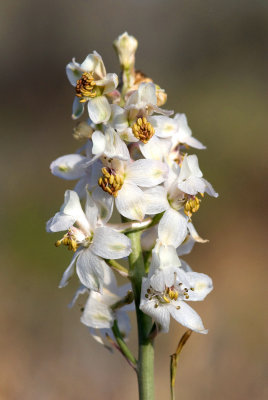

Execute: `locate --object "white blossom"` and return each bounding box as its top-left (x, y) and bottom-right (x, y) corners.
top-left (46, 190), bottom-right (131, 291)
top-left (70, 265), bottom-right (133, 347)
top-left (66, 51), bottom-right (118, 123)
top-left (140, 249), bottom-right (212, 333)
top-left (97, 158), bottom-right (168, 221)
top-left (178, 154), bottom-right (218, 197)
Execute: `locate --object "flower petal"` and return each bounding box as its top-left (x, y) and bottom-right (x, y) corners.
top-left (173, 114), bottom-right (206, 150)
top-left (177, 235), bottom-right (196, 256)
top-left (143, 186), bottom-right (169, 215)
top-left (141, 225), bottom-right (158, 251)
top-left (46, 212), bottom-right (76, 233)
top-left (138, 82), bottom-right (157, 106)
top-left (178, 176), bottom-right (206, 195)
top-left (92, 186), bottom-right (114, 224)
top-left (202, 179), bottom-right (219, 197)
top-left (97, 73), bottom-right (118, 94)
top-left (115, 182), bottom-right (146, 221)
top-left (158, 209), bottom-right (188, 248)
top-left (126, 159), bottom-right (168, 187)
top-left (104, 127), bottom-right (130, 160)
top-left (68, 284), bottom-right (88, 308)
top-left (110, 104), bottom-right (129, 131)
top-left (91, 227), bottom-right (132, 259)
top-left (149, 115), bottom-right (177, 138)
top-left (158, 245), bottom-right (181, 269)
top-left (60, 190), bottom-right (90, 234)
top-left (85, 190), bottom-right (99, 231)
top-left (139, 136), bottom-right (171, 161)
top-left (50, 154), bottom-right (87, 180)
top-left (76, 248), bottom-right (105, 292)
top-left (187, 222), bottom-right (208, 243)
top-left (92, 130), bottom-right (106, 155)
top-left (81, 294), bottom-right (113, 329)
top-left (140, 278), bottom-right (170, 333)
top-left (80, 51), bottom-right (106, 78)
top-left (87, 96), bottom-right (111, 124)
top-left (185, 272), bottom-right (213, 301)
top-left (168, 301), bottom-right (207, 334)
top-left (66, 62), bottom-right (82, 86)
top-left (58, 249), bottom-right (82, 288)
top-left (72, 97), bottom-right (84, 120)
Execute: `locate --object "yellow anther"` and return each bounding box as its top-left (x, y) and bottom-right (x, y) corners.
top-left (163, 295), bottom-right (171, 303)
top-left (184, 196), bottom-right (201, 218)
top-left (167, 288), bottom-right (179, 301)
top-left (75, 72), bottom-right (96, 102)
top-left (98, 167), bottom-right (124, 197)
top-left (132, 117), bottom-right (155, 143)
top-left (55, 231), bottom-right (78, 252)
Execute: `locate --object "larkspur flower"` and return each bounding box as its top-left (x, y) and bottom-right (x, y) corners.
top-left (140, 248), bottom-right (213, 333)
top-left (110, 82), bottom-right (172, 144)
top-left (97, 157), bottom-right (168, 221)
top-left (46, 190), bottom-right (131, 291)
top-left (66, 51), bottom-right (118, 123)
top-left (70, 264), bottom-right (133, 347)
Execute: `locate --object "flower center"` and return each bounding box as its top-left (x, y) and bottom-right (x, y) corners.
top-left (98, 167), bottom-right (124, 197)
top-left (55, 229), bottom-right (79, 252)
top-left (55, 229), bottom-right (92, 251)
top-left (145, 282), bottom-right (194, 309)
top-left (132, 117), bottom-right (155, 143)
top-left (75, 72), bottom-right (96, 102)
top-left (184, 194), bottom-right (203, 218)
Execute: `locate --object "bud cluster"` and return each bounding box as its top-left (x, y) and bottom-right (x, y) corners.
top-left (47, 33), bottom-right (218, 348)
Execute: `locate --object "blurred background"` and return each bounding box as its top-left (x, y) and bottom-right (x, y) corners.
top-left (1, 0), bottom-right (267, 399)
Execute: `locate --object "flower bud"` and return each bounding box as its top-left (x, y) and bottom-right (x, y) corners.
top-left (73, 121), bottom-right (93, 140)
top-left (113, 32), bottom-right (138, 69)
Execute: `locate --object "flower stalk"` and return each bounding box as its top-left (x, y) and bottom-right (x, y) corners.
top-left (111, 320), bottom-right (137, 369)
top-left (127, 230), bottom-right (155, 400)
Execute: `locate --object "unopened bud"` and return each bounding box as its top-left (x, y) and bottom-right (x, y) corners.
top-left (113, 32), bottom-right (138, 69)
top-left (73, 121), bottom-right (93, 140)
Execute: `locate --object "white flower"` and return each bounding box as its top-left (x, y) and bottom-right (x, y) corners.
top-left (169, 114), bottom-right (206, 150)
top-left (109, 83), bottom-right (173, 143)
top-left (46, 190), bottom-right (131, 292)
top-left (125, 82), bottom-right (172, 117)
top-left (50, 154), bottom-right (88, 180)
top-left (49, 141), bottom-right (103, 199)
top-left (91, 126), bottom-right (130, 161)
top-left (113, 32), bottom-right (138, 68)
top-left (97, 158), bottom-right (168, 221)
top-left (139, 113), bottom-right (205, 160)
top-left (66, 51), bottom-right (118, 123)
top-left (70, 265), bottom-right (133, 347)
top-left (140, 249), bottom-right (212, 333)
top-left (178, 154), bottom-right (218, 197)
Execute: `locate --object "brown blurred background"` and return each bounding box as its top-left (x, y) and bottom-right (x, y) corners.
top-left (1, 0), bottom-right (268, 399)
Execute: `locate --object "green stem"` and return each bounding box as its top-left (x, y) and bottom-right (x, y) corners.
top-left (127, 230), bottom-right (155, 400)
top-left (106, 259), bottom-right (129, 277)
top-left (112, 320), bottom-right (137, 368)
